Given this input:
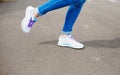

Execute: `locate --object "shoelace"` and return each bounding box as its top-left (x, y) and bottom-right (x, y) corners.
top-left (68, 35), bottom-right (77, 42)
top-left (28, 18), bottom-right (36, 27)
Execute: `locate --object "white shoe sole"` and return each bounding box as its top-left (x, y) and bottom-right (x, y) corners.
top-left (21, 6), bottom-right (34, 33)
top-left (58, 42), bottom-right (84, 49)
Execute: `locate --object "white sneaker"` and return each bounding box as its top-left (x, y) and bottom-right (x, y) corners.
top-left (58, 35), bottom-right (84, 49)
top-left (21, 6), bottom-right (36, 33)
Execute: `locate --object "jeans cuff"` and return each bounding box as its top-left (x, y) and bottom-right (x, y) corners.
top-left (61, 31), bottom-right (72, 35)
top-left (37, 8), bottom-right (42, 16)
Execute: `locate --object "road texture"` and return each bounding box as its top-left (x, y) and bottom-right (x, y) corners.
top-left (0, 0), bottom-right (120, 75)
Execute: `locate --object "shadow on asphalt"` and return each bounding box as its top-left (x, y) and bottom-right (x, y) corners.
top-left (39, 40), bottom-right (58, 45)
top-left (83, 37), bottom-right (120, 49)
top-left (39, 37), bottom-right (120, 49)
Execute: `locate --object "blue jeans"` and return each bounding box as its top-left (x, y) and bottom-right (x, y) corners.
top-left (38, 0), bottom-right (86, 34)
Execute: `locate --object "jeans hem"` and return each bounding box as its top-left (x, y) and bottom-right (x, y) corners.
top-left (61, 31), bottom-right (72, 35)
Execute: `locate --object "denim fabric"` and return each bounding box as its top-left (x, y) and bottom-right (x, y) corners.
top-left (38, 0), bottom-right (86, 34)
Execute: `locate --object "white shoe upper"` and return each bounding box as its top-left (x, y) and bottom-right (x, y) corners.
top-left (58, 35), bottom-right (84, 49)
top-left (21, 6), bottom-right (35, 33)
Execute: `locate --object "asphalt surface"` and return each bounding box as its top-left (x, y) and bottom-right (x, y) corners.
top-left (0, 0), bottom-right (120, 75)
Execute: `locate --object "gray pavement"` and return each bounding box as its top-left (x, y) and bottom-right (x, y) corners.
top-left (0, 0), bottom-right (120, 75)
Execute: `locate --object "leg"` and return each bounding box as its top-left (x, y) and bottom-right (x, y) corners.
top-left (37, 0), bottom-right (70, 16)
top-left (58, 0), bottom-right (86, 49)
top-left (21, 0), bottom-right (70, 33)
top-left (62, 0), bottom-right (86, 34)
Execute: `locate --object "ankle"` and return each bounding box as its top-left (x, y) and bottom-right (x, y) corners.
top-left (31, 9), bottom-right (39, 20)
top-left (60, 34), bottom-right (71, 38)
